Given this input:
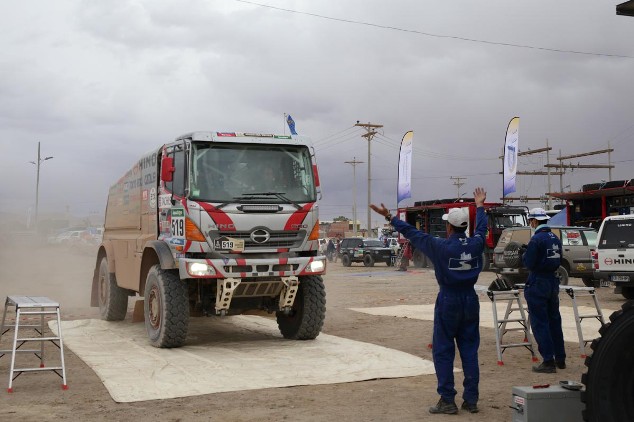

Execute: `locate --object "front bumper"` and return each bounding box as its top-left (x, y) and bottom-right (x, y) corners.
top-left (178, 255), bottom-right (327, 279)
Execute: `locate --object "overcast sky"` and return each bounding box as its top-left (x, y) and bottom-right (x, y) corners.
top-left (2, 0), bottom-right (633, 228)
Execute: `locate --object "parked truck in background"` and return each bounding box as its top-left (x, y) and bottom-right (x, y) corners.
top-left (396, 199), bottom-right (527, 270)
top-left (91, 131), bottom-right (327, 348)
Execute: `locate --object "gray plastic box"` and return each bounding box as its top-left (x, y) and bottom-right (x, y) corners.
top-left (511, 385), bottom-right (583, 422)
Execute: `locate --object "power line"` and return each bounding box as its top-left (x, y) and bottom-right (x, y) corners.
top-left (233, 0), bottom-right (634, 59)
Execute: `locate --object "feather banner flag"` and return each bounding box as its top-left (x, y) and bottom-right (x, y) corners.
top-left (286, 114), bottom-right (298, 135)
top-left (503, 117), bottom-right (519, 197)
top-left (397, 131), bottom-right (413, 204)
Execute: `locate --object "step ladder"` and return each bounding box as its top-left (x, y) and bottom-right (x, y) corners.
top-left (487, 288), bottom-right (538, 366)
top-left (0, 296), bottom-right (68, 392)
top-left (559, 286), bottom-right (606, 358)
top-left (394, 241), bottom-right (410, 268)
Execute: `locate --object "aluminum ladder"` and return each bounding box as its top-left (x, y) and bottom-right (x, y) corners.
top-left (560, 286), bottom-right (606, 358)
top-left (0, 296), bottom-right (68, 392)
top-left (487, 288), bottom-right (538, 366)
top-left (394, 240), bottom-right (409, 268)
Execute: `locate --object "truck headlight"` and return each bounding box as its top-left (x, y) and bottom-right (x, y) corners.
top-left (307, 259), bottom-right (325, 273)
top-left (187, 262), bottom-right (216, 276)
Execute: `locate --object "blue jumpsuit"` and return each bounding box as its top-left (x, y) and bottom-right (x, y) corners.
top-left (522, 225), bottom-right (566, 363)
top-left (390, 207), bottom-right (487, 405)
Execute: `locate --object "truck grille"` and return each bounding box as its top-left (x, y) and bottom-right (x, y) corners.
top-left (216, 230), bottom-right (306, 250)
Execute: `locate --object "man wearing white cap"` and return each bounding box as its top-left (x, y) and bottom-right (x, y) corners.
top-left (523, 207), bottom-right (566, 373)
top-left (371, 187), bottom-right (487, 415)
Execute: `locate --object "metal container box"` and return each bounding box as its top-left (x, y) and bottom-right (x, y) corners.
top-left (511, 385), bottom-right (583, 422)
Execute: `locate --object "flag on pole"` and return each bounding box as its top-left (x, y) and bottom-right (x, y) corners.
top-left (286, 114), bottom-right (298, 135)
top-left (503, 117), bottom-right (519, 197)
top-left (397, 131), bottom-right (413, 204)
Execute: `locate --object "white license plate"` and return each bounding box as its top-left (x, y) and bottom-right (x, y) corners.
top-left (611, 275), bottom-right (630, 282)
top-left (600, 280), bottom-right (611, 288)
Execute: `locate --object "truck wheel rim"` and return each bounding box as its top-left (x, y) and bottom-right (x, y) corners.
top-left (148, 285), bottom-right (161, 329)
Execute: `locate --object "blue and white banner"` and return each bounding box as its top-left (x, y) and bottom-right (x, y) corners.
top-left (397, 131), bottom-right (413, 204)
top-left (503, 117), bottom-right (519, 197)
top-left (286, 114), bottom-right (298, 135)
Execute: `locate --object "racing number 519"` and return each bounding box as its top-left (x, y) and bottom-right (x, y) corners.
top-left (171, 218), bottom-right (184, 237)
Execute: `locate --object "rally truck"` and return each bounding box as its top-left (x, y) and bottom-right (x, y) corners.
top-left (91, 131), bottom-right (327, 348)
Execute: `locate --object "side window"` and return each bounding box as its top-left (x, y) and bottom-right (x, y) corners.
top-left (561, 230), bottom-right (582, 246)
top-left (165, 146), bottom-right (186, 196)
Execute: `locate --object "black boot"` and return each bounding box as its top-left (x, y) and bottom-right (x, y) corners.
top-left (429, 398), bottom-right (458, 414)
top-left (533, 360), bottom-right (556, 373)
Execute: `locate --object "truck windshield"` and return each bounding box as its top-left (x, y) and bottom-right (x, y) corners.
top-left (190, 142), bottom-right (316, 203)
top-left (493, 214), bottom-right (527, 228)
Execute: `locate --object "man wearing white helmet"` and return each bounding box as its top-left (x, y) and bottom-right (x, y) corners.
top-left (523, 207), bottom-right (566, 373)
top-left (371, 187), bottom-right (487, 415)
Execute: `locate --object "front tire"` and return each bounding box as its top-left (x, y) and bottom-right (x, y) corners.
top-left (144, 265), bottom-right (189, 348)
top-left (581, 301), bottom-right (634, 422)
top-left (363, 254), bottom-right (375, 267)
top-left (97, 256), bottom-right (128, 321)
top-left (277, 275), bottom-right (326, 340)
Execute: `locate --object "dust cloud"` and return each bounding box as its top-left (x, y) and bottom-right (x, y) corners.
top-left (0, 231), bottom-right (100, 317)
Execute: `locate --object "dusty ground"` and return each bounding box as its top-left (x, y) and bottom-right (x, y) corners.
top-left (0, 238), bottom-right (627, 422)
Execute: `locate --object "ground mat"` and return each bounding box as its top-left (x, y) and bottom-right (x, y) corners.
top-left (350, 303), bottom-right (614, 344)
top-left (49, 316), bottom-right (435, 403)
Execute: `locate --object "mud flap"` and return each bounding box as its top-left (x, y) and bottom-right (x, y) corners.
top-left (132, 300), bottom-right (145, 323)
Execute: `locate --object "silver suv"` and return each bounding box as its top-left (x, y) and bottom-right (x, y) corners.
top-left (593, 214), bottom-right (634, 299)
top-left (493, 225), bottom-right (598, 286)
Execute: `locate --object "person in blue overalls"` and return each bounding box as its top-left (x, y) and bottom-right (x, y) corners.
top-left (371, 187), bottom-right (487, 415)
top-left (522, 207), bottom-right (566, 373)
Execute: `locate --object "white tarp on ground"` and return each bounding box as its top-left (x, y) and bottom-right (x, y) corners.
top-left (350, 304), bottom-right (614, 344)
top-left (49, 316), bottom-right (436, 403)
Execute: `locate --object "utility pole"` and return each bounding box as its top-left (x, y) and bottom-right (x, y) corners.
top-left (450, 176), bottom-right (466, 199)
top-left (29, 142), bottom-right (54, 230)
top-left (355, 121), bottom-right (383, 237)
top-left (344, 157), bottom-right (364, 236)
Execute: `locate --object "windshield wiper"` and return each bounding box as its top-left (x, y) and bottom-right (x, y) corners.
top-left (239, 192), bottom-right (302, 210)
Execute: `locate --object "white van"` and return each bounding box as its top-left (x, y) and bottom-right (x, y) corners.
top-left (593, 214), bottom-right (634, 299)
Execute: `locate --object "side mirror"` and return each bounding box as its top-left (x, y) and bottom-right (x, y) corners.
top-left (161, 156), bottom-right (175, 182)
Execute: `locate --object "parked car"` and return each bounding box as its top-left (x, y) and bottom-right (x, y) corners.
top-left (492, 225), bottom-right (598, 286)
top-left (339, 238), bottom-right (393, 267)
top-left (593, 214), bottom-right (634, 299)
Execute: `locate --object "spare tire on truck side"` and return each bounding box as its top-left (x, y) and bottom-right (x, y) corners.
top-left (581, 301), bottom-right (634, 422)
top-left (277, 275), bottom-right (326, 340)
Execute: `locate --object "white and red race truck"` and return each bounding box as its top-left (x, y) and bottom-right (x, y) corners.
top-left (91, 131), bottom-right (327, 348)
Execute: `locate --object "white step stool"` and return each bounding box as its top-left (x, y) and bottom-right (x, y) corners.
top-left (0, 296), bottom-right (68, 392)
top-left (559, 286), bottom-right (606, 358)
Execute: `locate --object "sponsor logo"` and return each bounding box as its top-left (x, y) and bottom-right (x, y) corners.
top-left (448, 252), bottom-right (479, 271)
top-left (604, 257), bottom-right (613, 265)
top-left (250, 229), bottom-right (271, 244)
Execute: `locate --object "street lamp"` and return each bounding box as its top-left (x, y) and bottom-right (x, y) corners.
top-left (29, 141), bottom-right (53, 229)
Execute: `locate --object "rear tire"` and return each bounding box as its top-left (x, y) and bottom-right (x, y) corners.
top-left (363, 254), bottom-right (375, 267)
top-left (341, 254), bottom-right (352, 267)
top-left (556, 265), bottom-right (569, 286)
top-left (581, 301), bottom-right (634, 422)
top-left (412, 249), bottom-right (428, 268)
top-left (582, 277), bottom-right (598, 288)
top-left (277, 275), bottom-right (326, 340)
top-left (97, 256), bottom-right (128, 321)
top-left (144, 265), bottom-right (189, 348)
top-left (621, 287), bottom-right (634, 300)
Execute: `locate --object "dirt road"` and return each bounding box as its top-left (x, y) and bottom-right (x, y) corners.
top-left (0, 241), bottom-right (626, 421)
